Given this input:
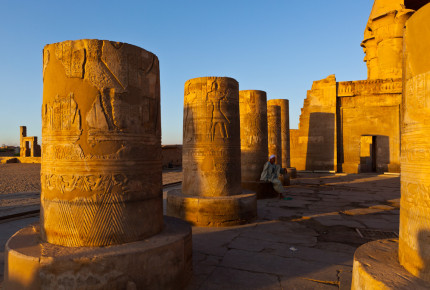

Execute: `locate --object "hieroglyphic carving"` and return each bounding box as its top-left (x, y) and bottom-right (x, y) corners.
top-left (41, 173), bottom-right (128, 194)
top-left (207, 79), bottom-right (231, 141)
top-left (239, 90), bottom-right (268, 181)
top-left (55, 41), bottom-right (85, 78)
top-left (268, 99), bottom-right (290, 168)
top-left (267, 105), bottom-right (282, 163)
top-left (182, 77), bottom-right (242, 197)
top-left (42, 93), bottom-right (82, 141)
top-left (337, 79), bottom-right (402, 97)
top-left (42, 39), bottom-right (163, 247)
top-left (399, 10), bottom-right (430, 280)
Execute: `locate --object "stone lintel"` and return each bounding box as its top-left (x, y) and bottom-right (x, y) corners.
top-left (166, 189), bottom-right (257, 227)
top-left (352, 239), bottom-right (430, 290)
top-left (3, 217), bottom-right (192, 290)
top-left (337, 79), bottom-right (402, 97)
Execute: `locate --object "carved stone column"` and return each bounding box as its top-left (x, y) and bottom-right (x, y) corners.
top-left (239, 91), bottom-right (278, 198)
top-left (167, 77), bottom-right (257, 226)
top-left (267, 105), bottom-right (282, 164)
top-left (4, 39), bottom-right (192, 290)
top-left (352, 4), bottom-right (430, 289)
top-left (239, 90), bottom-right (268, 182)
top-left (268, 99), bottom-right (296, 179)
top-left (267, 99), bottom-right (289, 168)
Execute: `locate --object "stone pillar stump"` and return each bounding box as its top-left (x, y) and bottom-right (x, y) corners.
top-left (3, 39), bottom-right (192, 290)
top-left (167, 77), bottom-right (257, 226)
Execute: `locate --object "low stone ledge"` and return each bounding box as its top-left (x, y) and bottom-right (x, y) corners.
top-left (166, 189), bottom-right (257, 227)
top-left (3, 216), bottom-right (192, 290)
top-left (352, 239), bottom-right (430, 290)
top-left (241, 181), bottom-right (278, 199)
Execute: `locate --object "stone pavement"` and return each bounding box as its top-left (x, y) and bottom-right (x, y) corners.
top-left (0, 172), bottom-right (400, 289)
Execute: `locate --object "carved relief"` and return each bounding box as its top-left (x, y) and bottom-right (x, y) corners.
top-left (182, 77), bottom-right (241, 197)
top-left (42, 93), bottom-right (82, 140)
top-left (207, 79), bottom-right (231, 141)
top-left (337, 79), bottom-right (402, 97)
top-left (55, 41), bottom-right (85, 78)
top-left (42, 39), bottom-right (163, 247)
top-left (86, 90), bottom-right (159, 145)
top-left (42, 173), bottom-right (128, 194)
top-left (43, 49), bottom-right (50, 79)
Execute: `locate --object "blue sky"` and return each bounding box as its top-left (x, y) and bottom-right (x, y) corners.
top-left (0, 0), bottom-right (372, 145)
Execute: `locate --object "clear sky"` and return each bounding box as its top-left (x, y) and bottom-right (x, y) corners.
top-left (0, 0), bottom-right (373, 146)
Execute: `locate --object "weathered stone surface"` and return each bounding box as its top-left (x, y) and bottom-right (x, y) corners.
top-left (166, 189), bottom-right (257, 226)
top-left (290, 75), bottom-right (337, 171)
top-left (267, 105), bottom-right (282, 164)
top-left (351, 239), bottom-right (430, 289)
top-left (19, 126), bottom-right (41, 158)
top-left (268, 99), bottom-right (290, 168)
top-left (239, 90), bottom-right (268, 182)
top-left (168, 77), bottom-right (257, 226)
top-left (182, 77), bottom-right (241, 197)
top-left (361, 0), bottom-right (414, 80)
top-left (41, 39), bottom-right (163, 247)
top-left (3, 217), bottom-right (192, 290)
top-left (399, 3), bottom-right (430, 281)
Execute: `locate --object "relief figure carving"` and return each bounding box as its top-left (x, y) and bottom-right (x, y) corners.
top-left (207, 80), bottom-right (230, 141)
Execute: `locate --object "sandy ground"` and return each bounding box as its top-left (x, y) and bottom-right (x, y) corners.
top-left (0, 164), bottom-right (41, 194)
top-left (0, 164), bottom-right (182, 194)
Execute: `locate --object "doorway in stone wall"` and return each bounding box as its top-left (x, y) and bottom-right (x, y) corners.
top-left (360, 135), bottom-right (374, 172)
top-left (359, 135), bottom-right (390, 173)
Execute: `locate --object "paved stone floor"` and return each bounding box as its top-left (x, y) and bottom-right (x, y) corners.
top-left (0, 172), bottom-right (400, 289)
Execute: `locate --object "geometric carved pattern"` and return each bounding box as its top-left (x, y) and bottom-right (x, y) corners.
top-left (43, 192), bottom-right (134, 247)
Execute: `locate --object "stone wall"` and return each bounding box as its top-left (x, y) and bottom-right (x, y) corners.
top-left (338, 79), bottom-right (402, 173)
top-left (290, 75), bottom-right (337, 171)
top-left (162, 145), bottom-right (182, 168)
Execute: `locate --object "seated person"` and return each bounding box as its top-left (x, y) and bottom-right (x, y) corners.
top-left (260, 155), bottom-right (291, 199)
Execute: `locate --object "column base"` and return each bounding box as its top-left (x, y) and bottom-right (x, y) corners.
top-left (241, 181), bottom-right (278, 199)
top-left (287, 167), bottom-right (297, 179)
top-left (166, 189), bottom-right (257, 227)
top-left (4, 216), bottom-right (192, 290)
top-left (352, 239), bottom-right (430, 289)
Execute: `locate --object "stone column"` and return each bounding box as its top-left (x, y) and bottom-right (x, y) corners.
top-left (267, 99), bottom-right (289, 168)
top-left (239, 91), bottom-right (278, 198)
top-left (239, 90), bottom-right (268, 182)
top-left (352, 4), bottom-right (430, 289)
top-left (4, 39), bottom-right (192, 290)
top-left (399, 3), bottom-right (430, 281)
top-left (167, 77), bottom-right (257, 226)
top-left (267, 105), bottom-right (282, 164)
top-left (268, 99), bottom-right (296, 178)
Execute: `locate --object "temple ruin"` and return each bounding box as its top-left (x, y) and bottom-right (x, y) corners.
top-left (19, 126), bottom-right (40, 157)
top-left (4, 39), bottom-right (192, 289)
top-left (290, 0), bottom-right (423, 174)
top-left (167, 77), bottom-right (257, 226)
